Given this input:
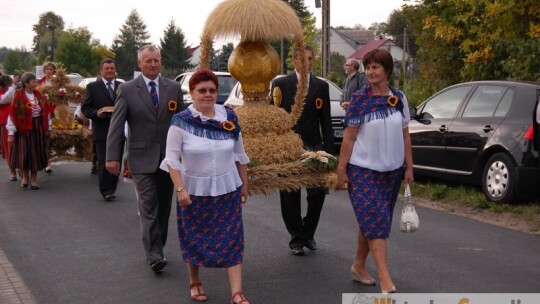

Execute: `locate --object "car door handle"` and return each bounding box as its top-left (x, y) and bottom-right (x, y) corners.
top-left (482, 125), bottom-right (494, 133)
top-left (439, 125), bottom-right (448, 132)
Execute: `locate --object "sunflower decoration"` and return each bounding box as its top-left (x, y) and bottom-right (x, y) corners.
top-left (315, 98), bottom-right (323, 110)
top-left (222, 120), bottom-right (236, 132)
top-left (387, 95), bottom-right (399, 107)
top-left (168, 100), bottom-right (178, 112)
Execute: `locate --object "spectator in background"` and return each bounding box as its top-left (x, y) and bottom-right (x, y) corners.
top-left (81, 59), bottom-right (122, 201)
top-left (7, 73), bottom-right (53, 190)
top-left (37, 61), bottom-right (57, 174)
top-left (38, 61), bottom-right (57, 86)
top-left (340, 58), bottom-right (368, 110)
top-left (0, 75), bottom-right (17, 181)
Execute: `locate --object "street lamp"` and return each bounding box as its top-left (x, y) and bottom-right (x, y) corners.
top-left (46, 21), bottom-right (56, 62)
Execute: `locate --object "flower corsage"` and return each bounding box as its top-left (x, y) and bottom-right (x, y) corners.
top-left (167, 100), bottom-right (178, 112)
top-left (315, 98), bottom-right (323, 109)
top-left (222, 120), bottom-right (236, 131)
top-left (387, 95), bottom-right (398, 107)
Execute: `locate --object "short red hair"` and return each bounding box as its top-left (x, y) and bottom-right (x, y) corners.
top-left (188, 68), bottom-right (218, 91)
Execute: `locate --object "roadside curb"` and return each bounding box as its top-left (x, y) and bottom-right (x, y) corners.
top-left (0, 249), bottom-right (36, 304)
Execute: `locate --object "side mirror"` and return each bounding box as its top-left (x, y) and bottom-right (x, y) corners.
top-left (416, 112), bottom-right (433, 125)
top-left (409, 106), bottom-right (417, 119)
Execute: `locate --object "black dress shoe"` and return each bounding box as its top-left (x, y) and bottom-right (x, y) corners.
top-left (31, 185), bottom-right (40, 190)
top-left (305, 239), bottom-right (317, 251)
top-left (150, 259), bottom-right (167, 273)
top-left (104, 194), bottom-right (116, 201)
top-left (290, 244), bottom-right (304, 256)
top-left (45, 167), bottom-right (53, 174)
top-left (90, 167), bottom-right (97, 174)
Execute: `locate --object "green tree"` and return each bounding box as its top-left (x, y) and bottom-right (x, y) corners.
top-left (271, 0), bottom-right (315, 74)
top-left (403, 0), bottom-right (539, 100)
top-left (32, 11), bottom-right (65, 62)
top-left (56, 27), bottom-right (98, 76)
top-left (112, 10), bottom-right (150, 79)
top-left (210, 43), bottom-right (234, 72)
top-left (159, 19), bottom-right (193, 78)
top-left (3, 48), bottom-right (35, 75)
top-left (328, 52), bottom-right (346, 86)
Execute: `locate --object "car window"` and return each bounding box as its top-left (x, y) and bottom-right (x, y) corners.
top-left (421, 85), bottom-right (471, 119)
top-left (462, 85), bottom-right (507, 117)
top-left (493, 88), bottom-right (514, 117)
top-left (180, 75), bottom-right (191, 92)
top-left (218, 77), bottom-right (238, 97)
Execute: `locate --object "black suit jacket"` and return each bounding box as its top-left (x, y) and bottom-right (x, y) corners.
top-left (271, 73), bottom-right (335, 154)
top-left (81, 79), bottom-right (121, 141)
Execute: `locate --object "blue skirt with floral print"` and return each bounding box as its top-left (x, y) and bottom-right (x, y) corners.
top-left (177, 187), bottom-right (244, 268)
top-left (346, 163), bottom-right (403, 239)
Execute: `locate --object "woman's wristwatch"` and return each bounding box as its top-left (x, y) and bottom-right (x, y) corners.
top-left (176, 186), bottom-right (184, 193)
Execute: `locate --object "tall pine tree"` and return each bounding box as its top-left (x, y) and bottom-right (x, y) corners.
top-left (159, 19), bottom-right (194, 78)
top-left (112, 10), bottom-right (150, 79)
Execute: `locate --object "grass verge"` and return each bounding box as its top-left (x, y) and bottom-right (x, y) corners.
top-left (404, 178), bottom-right (540, 234)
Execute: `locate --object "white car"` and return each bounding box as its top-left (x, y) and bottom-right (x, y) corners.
top-left (224, 75), bottom-right (345, 146)
top-left (78, 77), bottom-right (125, 89)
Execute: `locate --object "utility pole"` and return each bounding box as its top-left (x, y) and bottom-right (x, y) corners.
top-left (47, 21), bottom-right (56, 62)
top-left (401, 25), bottom-right (407, 89)
top-left (321, 0), bottom-right (330, 77)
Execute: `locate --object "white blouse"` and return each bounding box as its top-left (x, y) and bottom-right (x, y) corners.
top-left (349, 94), bottom-right (411, 172)
top-left (160, 104), bottom-right (250, 196)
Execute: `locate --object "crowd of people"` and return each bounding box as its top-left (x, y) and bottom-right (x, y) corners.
top-left (0, 46), bottom-right (413, 300)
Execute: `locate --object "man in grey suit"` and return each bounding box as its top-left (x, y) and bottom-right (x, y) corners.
top-left (340, 58), bottom-right (368, 109)
top-left (106, 45), bottom-right (183, 273)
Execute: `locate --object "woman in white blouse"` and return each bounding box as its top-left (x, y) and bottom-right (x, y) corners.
top-left (336, 49), bottom-right (414, 294)
top-left (161, 69), bottom-right (251, 304)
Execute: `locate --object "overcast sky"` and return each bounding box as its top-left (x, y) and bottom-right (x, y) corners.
top-left (0, 0), bottom-right (407, 49)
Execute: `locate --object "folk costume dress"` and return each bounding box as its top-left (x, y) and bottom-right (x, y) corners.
top-left (160, 104), bottom-right (249, 268)
top-left (344, 84), bottom-right (410, 239)
top-left (0, 85), bottom-right (16, 161)
top-left (7, 89), bottom-right (52, 171)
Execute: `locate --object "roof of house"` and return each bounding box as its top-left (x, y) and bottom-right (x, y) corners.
top-left (331, 29), bottom-right (376, 50)
top-left (188, 46), bottom-right (200, 55)
top-left (348, 39), bottom-right (390, 59)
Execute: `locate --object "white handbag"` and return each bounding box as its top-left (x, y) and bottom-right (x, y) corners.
top-left (400, 184), bottom-right (419, 233)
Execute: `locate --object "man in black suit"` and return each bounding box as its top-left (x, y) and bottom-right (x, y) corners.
top-left (81, 58), bottom-right (122, 201)
top-left (270, 45), bottom-right (335, 256)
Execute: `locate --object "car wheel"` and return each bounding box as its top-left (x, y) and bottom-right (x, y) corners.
top-left (482, 153), bottom-right (517, 203)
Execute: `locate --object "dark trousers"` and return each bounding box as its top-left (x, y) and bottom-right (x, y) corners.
top-left (94, 141), bottom-right (119, 197)
top-left (132, 169), bottom-right (174, 263)
top-left (280, 187), bottom-right (326, 248)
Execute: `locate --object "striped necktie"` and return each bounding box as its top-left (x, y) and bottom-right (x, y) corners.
top-left (106, 82), bottom-right (115, 100)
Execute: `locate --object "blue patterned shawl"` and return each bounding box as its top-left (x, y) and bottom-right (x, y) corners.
top-left (344, 84), bottom-right (404, 127)
top-left (171, 106), bottom-right (241, 141)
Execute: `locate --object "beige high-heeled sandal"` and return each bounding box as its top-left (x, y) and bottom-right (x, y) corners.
top-left (351, 265), bottom-right (376, 286)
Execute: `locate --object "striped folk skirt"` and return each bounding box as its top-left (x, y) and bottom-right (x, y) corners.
top-left (346, 163), bottom-right (404, 239)
top-left (9, 117), bottom-right (48, 172)
top-left (0, 124), bottom-right (9, 161)
top-left (177, 187), bottom-right (244, 268)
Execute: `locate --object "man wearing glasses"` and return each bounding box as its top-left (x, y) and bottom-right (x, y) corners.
top-left (340, 59), bottom-right (367, 109)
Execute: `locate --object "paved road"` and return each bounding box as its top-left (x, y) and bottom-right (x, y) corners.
top-left (0, 161), bottom-right (539, 304)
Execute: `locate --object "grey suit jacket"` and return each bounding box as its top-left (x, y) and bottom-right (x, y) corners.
top-left (343, 71), bottom-right (368, 103)
top-left (106, 75), bottom-right (183, 174)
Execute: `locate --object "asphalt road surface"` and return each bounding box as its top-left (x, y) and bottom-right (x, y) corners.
top-left (0, 161), bottom-right (539, 304)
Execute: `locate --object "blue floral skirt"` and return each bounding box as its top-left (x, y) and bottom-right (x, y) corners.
top-left (177, 187), bottom-right (243, 268)
top-left (347, 163), bottom-right (403, 239)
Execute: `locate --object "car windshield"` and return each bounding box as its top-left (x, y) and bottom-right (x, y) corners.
top-left (218, 77), bottom-right (237, 97)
